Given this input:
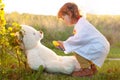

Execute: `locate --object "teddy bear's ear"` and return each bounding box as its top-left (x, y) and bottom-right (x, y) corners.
top-left (20, 29), bottom-right (25, 35)
top-left (39, 30), bottom-right (43, 34)
top-left (19, 29), bottom-right (25, 40)
top-left (14, 30), bottom-right (25, 45)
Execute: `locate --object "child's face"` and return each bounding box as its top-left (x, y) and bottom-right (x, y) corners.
top-left (62, 15), bottom-right (72, 26)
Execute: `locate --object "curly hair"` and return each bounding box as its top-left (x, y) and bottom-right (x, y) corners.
top-left (58, 2), bottom-right (82, 23)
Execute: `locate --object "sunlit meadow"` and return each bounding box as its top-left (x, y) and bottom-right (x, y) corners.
top-left (0, 12), bottom-right (119, 80)
top-left (1, 0), bottom-right (120, 79)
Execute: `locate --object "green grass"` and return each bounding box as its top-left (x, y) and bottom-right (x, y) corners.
top-left (107, 47), bottom-right (120, 58)
top-left (1, 47), bottom-right (120, 80)
top-left (1, 60), bottom-right (120, 80)
top-left (1, 39), bottom-right (120, 80)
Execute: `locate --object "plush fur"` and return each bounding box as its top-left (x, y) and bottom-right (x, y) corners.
top-left (20, 25), bottom-right (80, 74)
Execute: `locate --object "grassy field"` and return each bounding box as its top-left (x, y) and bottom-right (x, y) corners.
top-left (1, 13), bottom-right (120, 80)
top-left (1, 60), bottom-right (120, 80)
top-left (107, 47), bottom-right (120, 58)
top-left (0, 60), bottom-right (120, 80)
top-left (1, 47), bottom-right (120, 80)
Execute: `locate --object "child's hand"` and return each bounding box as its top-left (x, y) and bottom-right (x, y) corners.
top-left (52, 41), bottom-right (65, 51)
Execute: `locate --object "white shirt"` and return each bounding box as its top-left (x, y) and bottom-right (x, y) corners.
top-left (63, 17), bottom-right (110, 67)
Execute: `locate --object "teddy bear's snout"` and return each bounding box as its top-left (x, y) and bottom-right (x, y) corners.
top-left (39, 30), bottom-right (43, 34)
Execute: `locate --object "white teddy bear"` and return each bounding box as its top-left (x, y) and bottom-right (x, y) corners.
top-left (20, 25), bottom-right (80, 74)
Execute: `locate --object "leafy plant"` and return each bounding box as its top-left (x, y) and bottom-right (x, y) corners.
top-left (0, 1), bottom-right (27, 79)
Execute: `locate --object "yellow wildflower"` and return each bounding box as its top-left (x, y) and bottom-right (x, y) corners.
top-left (52, 41), bottom-right (60, 47)
top-left (10, 33), bottom-right (15, 37)
top-left (8, 27), bottom-right (12, 31)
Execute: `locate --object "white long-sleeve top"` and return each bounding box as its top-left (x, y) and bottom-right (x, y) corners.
top-left (63, 17), bottom-right (110, 67)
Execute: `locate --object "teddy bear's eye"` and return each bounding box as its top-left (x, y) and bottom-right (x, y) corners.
top-left (33, 32), bottom-right (35, 35)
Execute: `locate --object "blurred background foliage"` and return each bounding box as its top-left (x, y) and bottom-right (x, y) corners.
top-left (5, 12), bottom-right (120, 48)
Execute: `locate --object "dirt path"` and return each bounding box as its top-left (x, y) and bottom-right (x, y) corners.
top-left (107, 58), bottom-right (120, 60)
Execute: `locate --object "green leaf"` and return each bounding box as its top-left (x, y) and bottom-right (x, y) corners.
top-left (35, 65), bottom-right (44, 79)
top-left (38, 65), bottom-right (44, 73)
